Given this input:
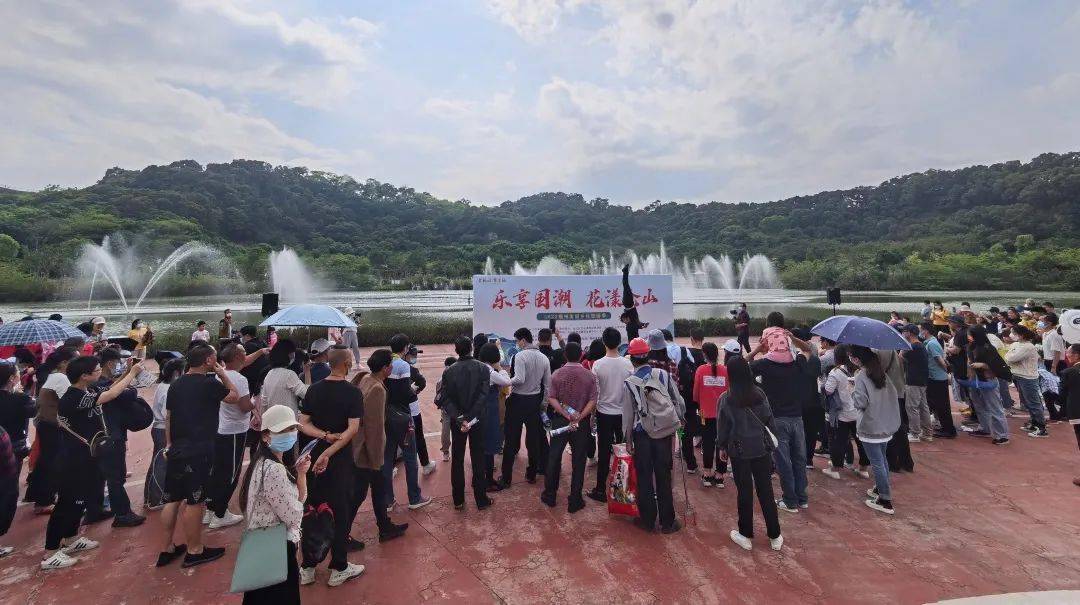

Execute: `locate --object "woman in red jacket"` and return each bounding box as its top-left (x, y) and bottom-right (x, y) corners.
top-left (694, 342), bottom-right (730, 487)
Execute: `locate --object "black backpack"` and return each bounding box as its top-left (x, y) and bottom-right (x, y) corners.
top-left (677, 347), bottom-right (705, 400)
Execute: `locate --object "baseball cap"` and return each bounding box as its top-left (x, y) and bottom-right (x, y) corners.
top-left (342, 307), bottom-right (356, 317)
top-left (262, 405), bottom-right (300, 433)
top-left (309, 338), bottom-right (332, 356)
top-left (627, 338), bottom-right (650, 356)
top-left (723, 339), bottom-right (742, 354)
top-left (91, 316), bottom-right (106, 325)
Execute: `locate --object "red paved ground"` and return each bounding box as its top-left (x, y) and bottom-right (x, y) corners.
top-left (2, 340), bottom-right (1080, 604)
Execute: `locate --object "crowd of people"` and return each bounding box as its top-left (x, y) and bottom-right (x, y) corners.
top-left (0, 290), bottom-right (1077, 602)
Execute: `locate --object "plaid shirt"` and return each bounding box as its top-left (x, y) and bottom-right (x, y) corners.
top-left (0, 425), bottom-right (16, 480)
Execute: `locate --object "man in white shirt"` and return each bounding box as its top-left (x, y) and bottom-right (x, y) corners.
top-left (205, 343), bottom-right (255, 529)
top-left (191, 321), bottom-right (210, 343)
top-left (587, 327), bottom-right (633, 503)
top-left (500, 327), bottom-right (553, 487)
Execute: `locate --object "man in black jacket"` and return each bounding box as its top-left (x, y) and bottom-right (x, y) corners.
top-left (440, 336), bottom-right (493, 510)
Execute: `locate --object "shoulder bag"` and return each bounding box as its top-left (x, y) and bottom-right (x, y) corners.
top-left (230, 461), bottom-right (288, 593)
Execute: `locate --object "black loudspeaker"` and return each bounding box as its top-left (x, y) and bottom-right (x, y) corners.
top-left (261, 292), bottom-right (279, 317)
top-left (826, 287), bottom-right (842, 306)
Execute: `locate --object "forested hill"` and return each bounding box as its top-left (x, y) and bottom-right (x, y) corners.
top-left (1, 152), bottom-right (1079, 299)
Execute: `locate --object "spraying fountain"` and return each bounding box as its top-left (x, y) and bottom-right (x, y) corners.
top-left (488, 242), bottom-right (781, 290)
top-left (78, 236), bottom-right (232, 312)
top-left (269, 246), bottom-right (318, 303)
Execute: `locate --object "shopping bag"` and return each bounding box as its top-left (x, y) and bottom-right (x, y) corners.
top-left (607, 443), bottom-right (638, 517)
top-left (229, 524), bottom-right (287, 593)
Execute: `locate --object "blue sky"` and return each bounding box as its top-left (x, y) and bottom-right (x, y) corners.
top-left (2, 0), bottom-right (1079, 206)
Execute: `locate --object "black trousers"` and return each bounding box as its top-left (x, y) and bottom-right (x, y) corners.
top-left (887, 397), bottom-right (914, 472)
top-left (209, 433), bottom-right (247, 517)
top-left (302, 456), bottom-right (353, 571)
top-left (0, 475), bottom-right (16, 537)
top-left (927, 379), bottom-right (955, 435)
top-left (829, 420), bottom-right (867, 468)
top-left (413, 412), bottom-right (431, 466)
top-left (632, 431), bottom-right (675, 530)
top-left (594, 412), bottom-right (623, 492)
top-left (731, 455), bottom-right (781, 539)
top-left (737, 332), bottom-right (751, 354)
top-left (243, 540), bottom-right (300, 604)
top-left (501, 393), bottom-right (547, 482)
top-left (699, 418), bottom-right (728, 473)
top-left (87, 439), bottom-right (131, 516)
top-left (1044, 361), bottom-right (1065, 420)
top-left (348, 467), bottom-right (391, 533)
top-left (25, 422), bottom-right (60, 507)
top-left (45, 453), bottom-right (96, 550)
top-left (543, 422), bottom-right (590, 503)
top-left (451, 419), bottom-right (489, 506)
top-left (803, 407), bottom-right (825, 462)
top-left (680, 401), bottom-right (699, 471)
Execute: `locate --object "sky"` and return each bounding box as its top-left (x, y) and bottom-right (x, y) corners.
top-left (2, 0), bottom-right (1080, 206)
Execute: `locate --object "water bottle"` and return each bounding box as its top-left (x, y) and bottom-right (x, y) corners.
top-left (540, 410), bottom-right (552, 429)
top-left (551, 424), bottom-right (574, 436)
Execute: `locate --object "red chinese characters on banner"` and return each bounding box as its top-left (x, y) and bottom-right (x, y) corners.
top-left (553, 289), bottom-right (572, 308)
top-left (491, 289), bottom-right (511, 310)
top-left (632, 288), bottom-right (659, 307)
top-left (534, 288), bottom-right (551, 310)
top-left (586, 289), bottom-right (605, 309)
top-left (607, 289), bottom-right (622, 308)
top-left (514, 288), bottom-right (530, 310)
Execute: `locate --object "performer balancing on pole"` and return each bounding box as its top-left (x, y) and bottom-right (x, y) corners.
top-left (619, 265), bottom-right (649, 341)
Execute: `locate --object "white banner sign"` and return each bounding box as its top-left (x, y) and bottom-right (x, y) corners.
top-left (472, 274), bottom-right (674, 343)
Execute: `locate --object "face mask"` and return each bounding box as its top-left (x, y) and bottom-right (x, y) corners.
top-left (1036, 321), bottom-right (1046, 330)
top-left (268, 432), bottom-right (297, 452)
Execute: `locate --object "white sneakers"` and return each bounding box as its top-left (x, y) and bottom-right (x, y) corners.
top-left (41, 537), bottom-right (99, 571)
top-left (0, 546), bottom-right (13, 558)
top-left (300, 567), bottom-right (316, 586)
top-left (421, 461), bottom-right (437, 476)
top-left (202, 510), bottom-right (212, 525)
top-left (208, 511), bottom-right (244, 529)
top-left (729, 530), bottom-right (783, 552)
top-left (408, 497), bottom-right (433, 510)
top-left (821, 467), bottom-right (841, 479)
top-left (62, 537), bottom-right (98, 555)
top-left (41, 551), bottom-right (78, 570)
top-left (776, 500), bottom-right (799, 514)
top-left (441, 452), bottom-right (450, 462)
top-left (327, 563), bottom-right (365, 587)
top-left (729, 530), bottom-right (752, 550)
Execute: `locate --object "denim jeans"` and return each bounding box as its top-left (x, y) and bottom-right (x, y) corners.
top-left (861, 440), bottom-right (891, 501)
top-left (382, 428), bottom-right (423, 505)
top-left (1013, 377), bottom-right (1045, 425)
top-left (771, 416), bottom-right (808, 507)
top-left (998, 377), bottom-right (1015, 408)
top-left (969, 380), bottom-right (1009, 439)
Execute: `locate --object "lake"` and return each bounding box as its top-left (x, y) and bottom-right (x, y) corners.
top-left (2, 288), bottom-right (1076, 339)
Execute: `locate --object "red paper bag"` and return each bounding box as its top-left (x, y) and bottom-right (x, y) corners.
top-left (607, 443), bottom-right (638, 517)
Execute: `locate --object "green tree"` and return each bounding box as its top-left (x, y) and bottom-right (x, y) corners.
top-left (0, 233), bottom-right (18, 261)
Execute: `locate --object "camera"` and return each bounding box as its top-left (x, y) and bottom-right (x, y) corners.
top-left (729, 308), bottom-right (739, 316)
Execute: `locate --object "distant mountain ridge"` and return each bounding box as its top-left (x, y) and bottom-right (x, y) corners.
top-left (0, 151), bottom-right (1078, 296)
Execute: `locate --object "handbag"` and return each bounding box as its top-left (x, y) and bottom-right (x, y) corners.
top-left (746, 407), bottom-right (779, 451)
top-left (300, 502), bottom-right (335, 565)
top-left (230, 463), bottom-right (288, 593)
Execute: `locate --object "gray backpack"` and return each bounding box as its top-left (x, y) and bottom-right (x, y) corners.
top-left (625, 369), bottom-right (681, 439)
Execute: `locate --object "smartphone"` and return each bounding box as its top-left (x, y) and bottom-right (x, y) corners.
top-left (548, 318), bottom-right (556, 331)
top-left (298, 438), bottom-right (319, 460)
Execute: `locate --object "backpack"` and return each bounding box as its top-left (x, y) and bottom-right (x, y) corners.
top-left (677, 347), bottom-right (704, 399)
top-left (625, 369), bottom-right (681, 439)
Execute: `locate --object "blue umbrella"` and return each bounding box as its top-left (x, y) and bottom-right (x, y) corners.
top-left (810, 315), bottom-right (911, 350)
top-left (0, 319), bottom-right (87, 346)
top-left (259, 304), bottom-right (357, 329)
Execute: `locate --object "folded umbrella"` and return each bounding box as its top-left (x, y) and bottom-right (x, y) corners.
top-left (810, 315), bottom-right (911, 351)
top-left (0, 319), bottom-right (87, 347)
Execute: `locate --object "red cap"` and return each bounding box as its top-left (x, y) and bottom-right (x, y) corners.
top-left (627, 337), bottom-right (649, 356)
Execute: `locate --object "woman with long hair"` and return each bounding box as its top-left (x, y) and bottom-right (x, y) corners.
top-left (717, 356), bottom-right (782, 551)
top-left (144, 358), bottom-right (185, 510)
top-left (821, 345), bottom-right (869, 480)
top-left (260, 340), bottom-right (310, 414)
top-left (965, 325), bottom-right (1011, 445)
top-left (478, 343), bottom-right (510, 491)
top-left (582, 339), bottom-right (606, 371)
top-left (24, 347), bottom-right (79, 514)
top-left (236, 405), bottom-right (309, 604)
top-left (849, 345), bottom-right (900, 515)
top-left (694, 342), bottom-right (729, 488)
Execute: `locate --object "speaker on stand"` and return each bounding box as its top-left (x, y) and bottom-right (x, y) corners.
top-left (261, 292), bottom-right (279, 317)
top-left (826, 287), bottom-right (841, 316)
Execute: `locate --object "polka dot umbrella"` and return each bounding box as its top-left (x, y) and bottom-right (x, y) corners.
top-left (810, 315), bottom-right (911, 350)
